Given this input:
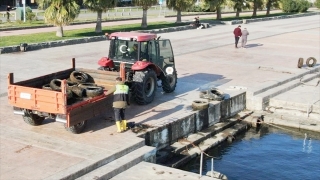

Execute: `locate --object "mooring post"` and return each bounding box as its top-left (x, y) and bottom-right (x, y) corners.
top-left (200, 152), bottom-right (203, 177)
top-left (211, 158), bottom-right (214, 178)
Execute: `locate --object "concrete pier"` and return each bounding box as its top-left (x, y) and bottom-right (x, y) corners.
top-left (0, 13), bottom-right (319, 179)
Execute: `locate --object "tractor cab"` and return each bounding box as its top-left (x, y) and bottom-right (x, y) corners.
top-left (98, 32), bottom-right (177, 105)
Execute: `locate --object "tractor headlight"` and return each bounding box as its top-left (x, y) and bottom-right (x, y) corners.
top-left (166, 67), bottom-right (174, 75)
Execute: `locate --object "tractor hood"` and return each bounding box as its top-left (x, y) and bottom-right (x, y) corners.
top-left (98, 57), bottom-right (114, 68)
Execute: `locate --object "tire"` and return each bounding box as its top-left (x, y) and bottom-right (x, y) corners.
top-left (298, 58), bottom-right (303, 68)
top-left (85, 86), bottom-right (104, 97)
top-left (67, 81), bottom-right (78, 88)
top-left (192, 100), bottom-right (209, 111)
top-left (78, 83), bottom-right (97, 89)
top-left (306, 57), bottom-right (317, 67)
top-left (70, 71), bottom-right (89, 83)
top-left (23, 111), bottom-right (45, 126)
top-left (42, 84), bottom-right (52, 90)
top-left (132, 69), bottom-right (157, 105)
top-left (161, 68), bottom-right (177, 93)
top-left (71, 86), bottom-right (85, 98)
top-left (50, 79), bottom-right (62, 91)
top-left (65, 120), bottom-right (87, 134)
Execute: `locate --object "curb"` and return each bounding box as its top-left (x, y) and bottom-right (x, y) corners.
top-left (1, 12), bottom-right (319, 54)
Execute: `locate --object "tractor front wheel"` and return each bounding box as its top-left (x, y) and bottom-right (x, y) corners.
top-left (161, 69), bottom-right (177, 93)
top-left (132, 69), bottom-right (157, 105)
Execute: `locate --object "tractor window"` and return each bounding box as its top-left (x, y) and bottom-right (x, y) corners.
top-left (148, 41), bottom-right (157, 65)
top-left (109, 39), bottom-right (139, 61)
top-left (158, 39), bottom-right (174, 69)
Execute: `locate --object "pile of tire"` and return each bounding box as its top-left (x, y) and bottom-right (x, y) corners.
top-left (199, 88), bottom-right (225, 101)
top-left (41, 71), bottom-right (105, 103)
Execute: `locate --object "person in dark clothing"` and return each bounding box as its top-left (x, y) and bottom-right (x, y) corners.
top-left (106, 77), bottom-right (130, 133)
top-left (233, 25), bottom-right (242, 48)
top-left (6, 5), bottom-right (12, 21)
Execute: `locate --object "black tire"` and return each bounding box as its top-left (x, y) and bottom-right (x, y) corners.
top-left (65, 121), bottom-right (87, 134)
top-left (78, 83), bottom-right (97, 89)
top-left (50, 79), bottom-right (62, 91)
top-left (85, 86), bottom-right (104, 97)
top-left (192, 100), bottom-right (209, 111)
top-left (306, 57), bottom-right (317, 67)
top-left (23, 111), bottom-right (45, 126)
top-left (71, 86), bottom-right (85, 98)
top-left (42, 84), bottom-right (52, 90)
top-left (70, 71), bottom-right (89, 83)
top-left (298, 58), bottom-right (303, 68)
top-left (161, 68), bottom-right (177, 93)
top-left (132, 69), bottom-right (157, 105)
top-left (67, 81), bottom-right (78, 88)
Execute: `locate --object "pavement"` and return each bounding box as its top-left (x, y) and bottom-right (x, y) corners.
top-left (0, 11), bottom-right (319, 180)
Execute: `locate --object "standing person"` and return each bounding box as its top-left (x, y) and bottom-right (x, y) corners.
top-left (106, 77), bottom-right (130, 133)
top-left (6, 5), bottom-right (11, 21)
top-left (241, 28), bottom-right (249, 48)
top-left (233, 25), bottom-right (242, 48)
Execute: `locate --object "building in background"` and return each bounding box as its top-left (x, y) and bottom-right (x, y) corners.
top-left (1, 0), bottom-right (37, 8)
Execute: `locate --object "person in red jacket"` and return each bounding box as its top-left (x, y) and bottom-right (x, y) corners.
top-left (233, 25), bottom-right (242, 48)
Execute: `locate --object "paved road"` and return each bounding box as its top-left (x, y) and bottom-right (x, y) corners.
top-left (0, 10), bottom-right (283, 37)
top-left (0, 15), bottom-right (319, 179)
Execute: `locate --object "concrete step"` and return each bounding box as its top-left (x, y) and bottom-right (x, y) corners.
top-left (44, 138), bottom-right (146, 180)
top-left (248, 72), bottom-right (319, 110)
top-left (76, 146), bottom-right (156, 180)
top-left (170, 122), bottom-right (248, 168)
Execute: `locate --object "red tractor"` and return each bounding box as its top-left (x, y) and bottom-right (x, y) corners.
top-left (98, 32), bottom-right (177, 105)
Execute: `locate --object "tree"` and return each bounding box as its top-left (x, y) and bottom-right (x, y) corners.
top-left (315, 0), bottom-right (320, 9)
top-left (84, 0), bottom-right (117, 33)
top-left (250, 0), bottom-right (264, 16)
top-left (226, 0), bottom-right (250, 17)
top-left (37, 0), bottom-right (80, 37)
top-left (265, 0), bottom-right (280, 15)
top-left (133, 0), bottom-right (158, 28)
top-left (166, 0), bottom-right (196, 23)
top-left (204, 0), bottom-right (226, 20)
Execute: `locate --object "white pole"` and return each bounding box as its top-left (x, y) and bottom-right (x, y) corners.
top-left (23, 0), bottom-right (26, 22)
top-left (211, 158), bottom-right (214, 178)
top-left (199, 152), bottom-right (203, 178)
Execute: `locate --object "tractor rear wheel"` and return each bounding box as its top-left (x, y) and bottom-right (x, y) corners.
top-left (161, 69), bottom-right (177, 93)
top-left (132, 69), bottom-right (157, 105)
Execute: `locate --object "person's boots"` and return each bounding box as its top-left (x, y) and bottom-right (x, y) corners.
top-left (116, 121), bottom-right (122, 133)
top-left (121, 120), bottom-right (127, 131)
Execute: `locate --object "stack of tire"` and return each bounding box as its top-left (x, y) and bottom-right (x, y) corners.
top-left (42, 71), bottom-right (104, 104)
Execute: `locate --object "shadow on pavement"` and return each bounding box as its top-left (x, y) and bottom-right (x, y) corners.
top-left (245, 43), bottom-right (263, 48)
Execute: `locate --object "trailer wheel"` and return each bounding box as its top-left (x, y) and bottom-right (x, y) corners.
top-left (160, 67), bottom-right (177, 93)
top-left (70, 71), bottom-right (89, 83)
top-left (192, 100), bottom-right (209, 111)
top-left (306, 57), bottom-right (317, 67)
top-left (23, 112), bottom-right (45, 126)
top-left (65, 121), bottom-right (87, 134)
top-left (132, 69), bottom-right (157, 105)
top-left (85, 86), bottom-right (104, 97)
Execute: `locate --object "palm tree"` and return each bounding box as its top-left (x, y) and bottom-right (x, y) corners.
top-left (133, 0), bottom-right (158, 28)
top-left (84, 0), bottom-right (117, 33)
top-left (166, 0), bottom-right (196, 23)
top-left (250, 0), bottom-right (264, 16)
top-left (226, 0), bottom-right (250, 18)
top-left (204, 0), bottom-right (226, 20)
top-left (265, 0), bottom-right (280, 15)
top-left (37, 0), bottom-right (80, 37)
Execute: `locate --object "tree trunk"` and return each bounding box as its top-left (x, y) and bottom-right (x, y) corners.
top-left (252, 1), bottom-right (257, 17)
top-left (176, 10), bottom-right (181, 23)
top-left (56, 26), bottom-right (63, 37)
top-left (266, 0), bottom-right (272, 15)
top-left (95, 10), bottom-right (102, 33)
top-left (216, 6), bottom-right (221, 20)
top-left (141, 9), bottom-right (147, 28)
top-left (236, 8), bottom-right (241, 18)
